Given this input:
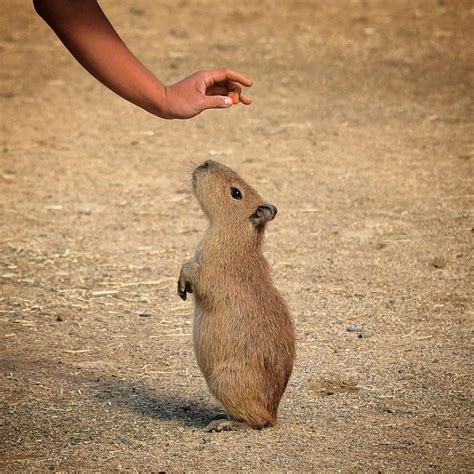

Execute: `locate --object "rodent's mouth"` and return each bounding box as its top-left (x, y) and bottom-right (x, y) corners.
top-left (191, 168), bottom-right (202, 192)
top-left (192, 161), bottom-right (211, 192)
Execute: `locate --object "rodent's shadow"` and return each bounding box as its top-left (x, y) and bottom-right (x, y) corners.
top-left (78, 374), bottom-right (221, 428)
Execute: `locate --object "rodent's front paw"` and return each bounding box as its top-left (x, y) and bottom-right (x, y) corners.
top-left (177, 278), bottom-right (193, 301)
top-left (178, 260), bottom-right (199, 300)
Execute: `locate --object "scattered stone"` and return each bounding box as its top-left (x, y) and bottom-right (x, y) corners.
top-left (1, 173), bottom-right (15, 182)
top-left (129, 6), bottom-right (145, 16)
top-left (375, 242), bottom-right (387, 249)
top-left (430, 256), bottom-right (447, 268)
top-left (346, 324), bottom-right (363, 333)
top-left (79, 207), bottom-right (92, 215)
top-left (56, 314), bottom-right (65, 322)
top-left (208, 149), bottom-right (232, 156)
top-left (310, 377), bottom-right (359, 396)
top-left (358, 330), bottom-right (373, 338)
top-left (138, 311), bottom-right (153, 318)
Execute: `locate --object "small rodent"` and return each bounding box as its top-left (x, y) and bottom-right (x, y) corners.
top-left (178, 160), bottom-right (295, 432)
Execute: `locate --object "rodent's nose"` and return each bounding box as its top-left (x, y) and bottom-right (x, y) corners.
top-left (195, 160), bottom-right (218, 175)
top-left (196, 160), bottom-right (210, 171)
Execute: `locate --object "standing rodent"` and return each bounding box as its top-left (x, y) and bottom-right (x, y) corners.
top-left (177, 160), bottom-right (295, 432)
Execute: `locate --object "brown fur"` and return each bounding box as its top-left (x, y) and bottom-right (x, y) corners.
top-left (178, 160), bottom-right (295, 430)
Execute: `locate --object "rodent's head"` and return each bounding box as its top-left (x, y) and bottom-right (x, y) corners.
top-left (192, 160), bottom-right (277, 234)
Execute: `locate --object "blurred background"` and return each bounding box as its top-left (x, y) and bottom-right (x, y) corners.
top-left (1, 1), bottom-right (472, 471)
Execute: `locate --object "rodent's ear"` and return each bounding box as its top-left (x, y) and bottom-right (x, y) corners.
top-left (250, 203), bottom-right (278, 227)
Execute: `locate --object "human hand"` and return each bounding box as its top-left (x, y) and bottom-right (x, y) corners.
top-left (161, 69), bottom-right (252, 119)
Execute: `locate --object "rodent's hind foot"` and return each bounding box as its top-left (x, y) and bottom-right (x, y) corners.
top-left (204, 418), bottom-right (248, 432)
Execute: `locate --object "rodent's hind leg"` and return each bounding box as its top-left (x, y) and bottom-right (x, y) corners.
top-left (204, 418), bottom-right (249, 432)
top-left (177, 260), bottom-right (199, 301)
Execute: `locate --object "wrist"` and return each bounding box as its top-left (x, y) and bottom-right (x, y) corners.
top-left (141, 81), bottom-right (174, 119)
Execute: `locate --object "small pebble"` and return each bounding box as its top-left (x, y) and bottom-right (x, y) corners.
top-left (358, 330), bottom-right (372, 338)
top-left (346, 324), bottom-right (363, 333)
top-left (430, 256), bottom-right (446, 268)
top-left (56, 314), bottom-right (65, 322)
top-left (129, 7), bottom-right (145, 16)
top-left (138, 311), bottom-right (153, 318)
top-left (79, 207), bottom-right (92, 215)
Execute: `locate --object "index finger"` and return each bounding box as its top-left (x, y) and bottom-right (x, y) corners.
top-left (205, 68), bottom-right (252, 88)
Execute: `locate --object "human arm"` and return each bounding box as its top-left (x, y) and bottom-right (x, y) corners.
top-left (33, 0), bottom-right (252, 119)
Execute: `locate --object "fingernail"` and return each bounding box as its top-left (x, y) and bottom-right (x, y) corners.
top-left (224, 97), bottom-right (232, 106)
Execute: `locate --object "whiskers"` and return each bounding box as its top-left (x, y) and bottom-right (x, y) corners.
top-left (179, 159), bottom-right (200, 172)
top-left (174, 160), bottom-right (196, 193)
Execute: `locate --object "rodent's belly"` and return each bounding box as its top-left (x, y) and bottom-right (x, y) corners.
top-left (192, 289), bottom-right (294, 380)
top-left (192, 306), bottom-right (209, 375)
top-left (192, 304), bottom-right (229, 377)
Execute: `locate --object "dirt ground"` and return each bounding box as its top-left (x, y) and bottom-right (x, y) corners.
top-left (1, 0), bottom-right (473, 471)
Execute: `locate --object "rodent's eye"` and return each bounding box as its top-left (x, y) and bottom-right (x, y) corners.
top-left (230, 187), bottom-right (242, 200)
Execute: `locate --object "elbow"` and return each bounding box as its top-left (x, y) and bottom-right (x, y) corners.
top-left (33, 0), bottom-right (65, 21)
top-left (34, 0), bottom-right (83, 23)
top-left (33, 0), bottom-right (48, 19)
top-left (33, 0), bottom-right (44, 15)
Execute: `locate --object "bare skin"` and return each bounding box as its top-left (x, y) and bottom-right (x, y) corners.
top-left (33, 0), bottom-right (252, 119)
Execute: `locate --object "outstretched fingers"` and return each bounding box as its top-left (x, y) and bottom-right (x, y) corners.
top-left (205, 68), bottom-right (252, 88)
top-left (202, 74), bottom-right (252, 109)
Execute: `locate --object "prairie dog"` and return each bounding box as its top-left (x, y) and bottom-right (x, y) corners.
top-left (178, 160), bottom-right (295, 432)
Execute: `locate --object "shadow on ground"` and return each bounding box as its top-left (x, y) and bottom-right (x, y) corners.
top-left (77, 374), bottom-right (222, 428)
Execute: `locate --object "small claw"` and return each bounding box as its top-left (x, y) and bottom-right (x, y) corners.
top-left (204, 419), bottom-right (247, 432)
top-left (177, 283), bottom-right (187, 300)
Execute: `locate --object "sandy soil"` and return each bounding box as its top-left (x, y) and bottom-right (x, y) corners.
top-left (1, 0), bottom-right (473, 471)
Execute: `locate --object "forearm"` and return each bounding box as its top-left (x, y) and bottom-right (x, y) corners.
top-left (34, 0), bottom-right (168, 117)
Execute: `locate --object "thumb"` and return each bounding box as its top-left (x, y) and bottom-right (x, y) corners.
top-left (200, 95), bottom-right (233, 111)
